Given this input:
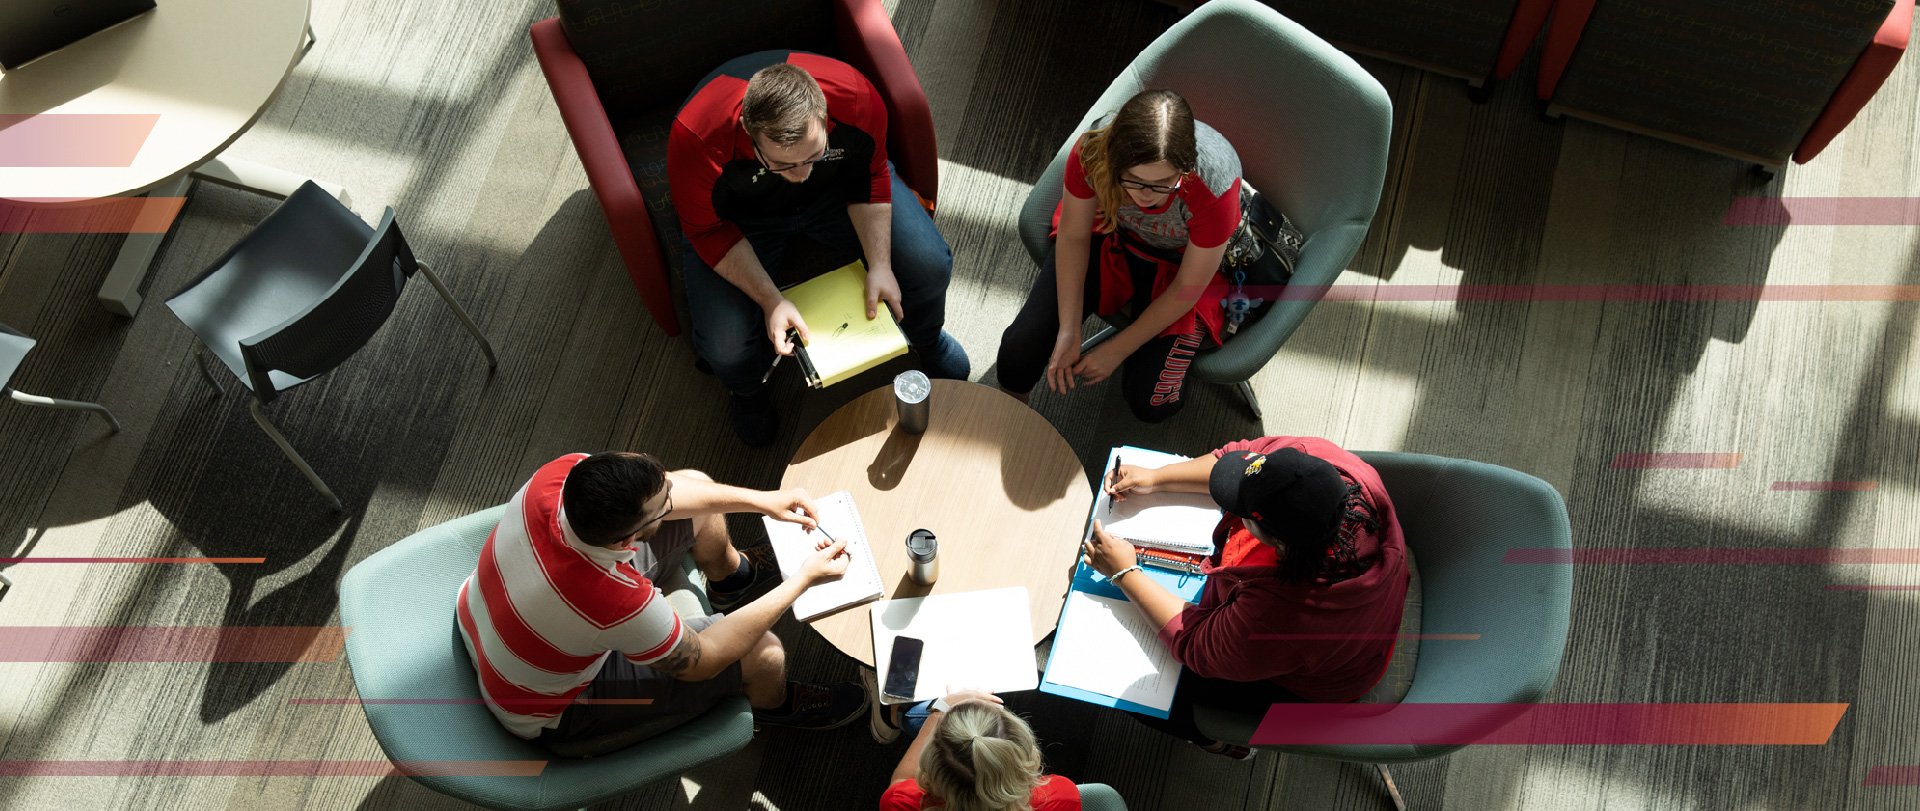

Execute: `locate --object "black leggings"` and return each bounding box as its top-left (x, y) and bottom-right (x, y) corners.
top-left (1126, 668), bottom-right (1303, 746)
top-left (996, 237), bottom-right (1208, 424)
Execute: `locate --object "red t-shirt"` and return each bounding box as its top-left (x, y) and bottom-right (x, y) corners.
top-left (879, 775), bottom-right (1081, 810)
top-left (1061, 134), bottom-right (1240, 250)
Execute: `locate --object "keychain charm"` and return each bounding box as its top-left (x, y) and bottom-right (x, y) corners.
top-left (1222, 270), bottom-right (1262, 337)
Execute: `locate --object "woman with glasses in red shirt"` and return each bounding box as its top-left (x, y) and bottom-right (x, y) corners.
top-left (995, 89), bottom-right (1290, 422)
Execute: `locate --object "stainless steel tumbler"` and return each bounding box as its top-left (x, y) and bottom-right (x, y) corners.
top-left (907, 529), bottom-right (939, 586)
top-left (894, 370), bottom-right (931, 435)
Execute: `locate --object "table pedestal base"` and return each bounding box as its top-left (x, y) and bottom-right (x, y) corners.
top-left (97, 158), bottom-right (351, 317)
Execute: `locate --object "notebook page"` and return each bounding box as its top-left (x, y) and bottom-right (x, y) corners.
top-left (1045, 590), bottom-right (1180, 712)
top-left (763, 491), bottom-right (885, 621)
top-left (1090, 446), bottom-right (1221, 553)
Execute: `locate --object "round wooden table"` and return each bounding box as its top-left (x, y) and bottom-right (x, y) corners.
top-left (0, 0), bottom-right (311, 200)
top-left (782, 380), bottom-right (1093, 666)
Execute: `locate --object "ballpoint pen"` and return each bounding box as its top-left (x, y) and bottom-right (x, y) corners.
top-left (761, 353), bottom-right (783, 385)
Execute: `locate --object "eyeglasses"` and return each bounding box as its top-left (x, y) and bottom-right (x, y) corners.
top-left (630, 483), bottom-right (674, 537)
top-left (1118, 175), bottom-right (1184, 194)
top-left (754, 143), bottom-right (845, 174)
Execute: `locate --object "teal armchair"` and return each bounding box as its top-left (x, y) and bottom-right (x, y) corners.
top-left (338, 506), bottom-right (755, 811)
top-left (1191, 452), bottom-right (1573, 809)
top-left (1017, 0), bottom-right (1392, 418)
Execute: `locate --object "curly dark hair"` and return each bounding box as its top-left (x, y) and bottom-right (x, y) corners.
top-left (1274, 479), bottom-right (1380, 586)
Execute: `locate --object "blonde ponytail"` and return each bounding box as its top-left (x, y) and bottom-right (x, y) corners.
top-left (916, 702), bottom-right (1046, 811)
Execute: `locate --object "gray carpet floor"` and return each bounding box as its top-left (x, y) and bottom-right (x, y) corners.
top-left (3, 0), bottom-right (1919, 809)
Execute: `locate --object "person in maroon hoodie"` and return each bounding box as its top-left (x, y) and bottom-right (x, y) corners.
top-left (1082, 436), bottom-right (1409, 759)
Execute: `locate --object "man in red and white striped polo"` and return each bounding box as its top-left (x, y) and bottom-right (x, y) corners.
top-left (457, 451), bottom-right (868, 756)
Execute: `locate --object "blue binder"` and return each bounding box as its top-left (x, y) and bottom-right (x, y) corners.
top-left (1038, 554), bottom-right (1208, 718)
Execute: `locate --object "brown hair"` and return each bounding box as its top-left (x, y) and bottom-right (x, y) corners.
top-left (1076, 89), bottom-right (1198, 234)
top-left (741, 63), bottom-right (828, 148)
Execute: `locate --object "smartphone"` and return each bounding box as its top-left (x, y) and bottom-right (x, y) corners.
top-left (882, 636), bottom-right (925, 702)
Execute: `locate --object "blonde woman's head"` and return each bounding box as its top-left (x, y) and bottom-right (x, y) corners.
top-left (917, 701), bottom-right (1046, 811)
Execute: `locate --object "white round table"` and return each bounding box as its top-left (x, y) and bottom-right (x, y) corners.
top-left (0, 0), bottom-right (311, 200)
top-left (0, 0), bottom-right (346, 317)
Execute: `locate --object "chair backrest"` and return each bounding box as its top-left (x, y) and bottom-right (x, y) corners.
top-left (1356, 451), bottom-right (1572, 756)
top-left (0, 322), bottom-right (35, 392)
top-left (556, 0), bottom-right (836, 120)
top-left (1078, 782), bottom-right (1130, 811)
top-left (1551, 0), bottom-right (1895, 163)
top-left (1258, 0), bottom-right (1523, 81)
top-left (237, 209), bottom-right (415, 402)
top-left (1019, 0), bottom-right (1393, 263)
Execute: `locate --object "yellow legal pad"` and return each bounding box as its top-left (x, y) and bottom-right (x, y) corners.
top-left (783, 260), bottom-right (908, 388)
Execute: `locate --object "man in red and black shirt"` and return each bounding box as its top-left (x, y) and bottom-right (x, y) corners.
top-left (670, 51), bottom-right (968, 446)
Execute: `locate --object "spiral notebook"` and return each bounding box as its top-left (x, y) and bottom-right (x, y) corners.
top-left (762, 491), bottom-right (886, 622)
top-left (1093, 446), bottom-right (1221, 554)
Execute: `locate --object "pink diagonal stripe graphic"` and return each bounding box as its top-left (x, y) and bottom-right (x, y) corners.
top-left (1723, 197), bottom-right (1920, 226)
top-left (1612, 453), bottom-right (1742, 469)
top-left (1825, 585), bottom-right (1920, 591)
top-left (0, 761), bottom-right (545, 777)
top-left (0, 558), bottom-right (265, 563)
top-left (0, 114), bottom-right (160, 167)
top-left (1505, 549), bottom-right (1920, 564)
top-left (0, 198), bottom-right (188, 234)
top-left (1171, 284), bottom-right (1920, 303)
top-left (0, 627), bottom-right (347, 662)
top-left (1865, 767), bottom-right (1920, 786)
top-left (1249, 634), bottom-right (1481, 640)
top-left (290, 698), bottom-right (654, 705)
top-left (1250, 703), bottom-right (1847, 746)
top-left (1772, 481), bottom-right (1877, 491)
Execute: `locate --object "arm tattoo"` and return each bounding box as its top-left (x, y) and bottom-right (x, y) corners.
top-left (650, 629), bottom-right (705, 677)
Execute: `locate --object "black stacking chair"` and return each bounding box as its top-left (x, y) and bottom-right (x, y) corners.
top-left (2, 322), bottom-right (121, 433)
top-left (166, 182), bottom-right (496, 510)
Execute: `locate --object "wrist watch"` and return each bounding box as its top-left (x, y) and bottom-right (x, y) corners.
top-left (930, 697), bottom-right (952, 713)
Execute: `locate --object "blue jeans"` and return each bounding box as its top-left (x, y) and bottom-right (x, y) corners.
top-left (681, 165), bottom-right (954, 397)
top-left (900, 699), bottom-right (936, 737)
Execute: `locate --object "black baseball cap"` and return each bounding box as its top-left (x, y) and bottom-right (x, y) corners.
top-left (1209, 448), bottom-right (1346, 542)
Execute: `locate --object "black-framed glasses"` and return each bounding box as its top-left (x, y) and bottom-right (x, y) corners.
top-left (755, 144), bottom-right (845, 174)
top-left (1118, 175), bottom-right (1184, 194)
top-left (631, 483), bottom-right (674, 537)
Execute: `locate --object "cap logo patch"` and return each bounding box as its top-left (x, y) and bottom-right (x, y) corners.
top-left (1243, 454), bottom-right (1266, 477)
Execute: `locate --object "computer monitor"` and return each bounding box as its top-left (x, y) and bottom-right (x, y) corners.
top-left (0, 0), bottom-right (157, 71)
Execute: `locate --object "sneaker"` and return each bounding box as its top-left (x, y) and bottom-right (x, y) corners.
top-left (1198, 740), bottom-right (1256, 761)
top-left (707, 542), bottom-right (781, 614)
top-left (754, 681), bottom-right (869, 731)
top-left (729, 390), bottom-right (778, 447)
top-left (860, 667), bottom-right (901, 744)
top-left (916, 331), bottom-right (971, 381)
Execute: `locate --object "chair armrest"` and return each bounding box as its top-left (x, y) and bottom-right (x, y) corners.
top-left (1536, 0), bottom-right (1599, 99)
top-left (1192, 221), bottom-right (1368, 385)
top-left (528, 17), bottom-right (681, 336)
top-left (1795, 0), bottom-right (1912, 163)
top-left (1494, 0), bottom-right (1556, 80)
top-left (835, 0), bottom-right (940, 203)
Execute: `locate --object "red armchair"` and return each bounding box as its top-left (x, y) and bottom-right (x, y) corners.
top-left (529, 0), bottom-right (938, 337)
top-left (1536, 0), bottom-right (1911, 166)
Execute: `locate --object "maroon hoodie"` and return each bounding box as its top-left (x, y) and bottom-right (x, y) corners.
top-left (1155, 436), bottom-right (1409, 702)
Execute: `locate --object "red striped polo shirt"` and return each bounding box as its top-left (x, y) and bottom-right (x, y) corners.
top-left (455, 454), bottom-right (684, 738)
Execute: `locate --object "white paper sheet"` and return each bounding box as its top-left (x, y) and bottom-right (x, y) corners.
top-left (763, 491), bottom-right (885, 622)
top-left (1044, 590), bottom-right (1180, 712)
top-left (870, 587), bottom-right (1039, 704)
